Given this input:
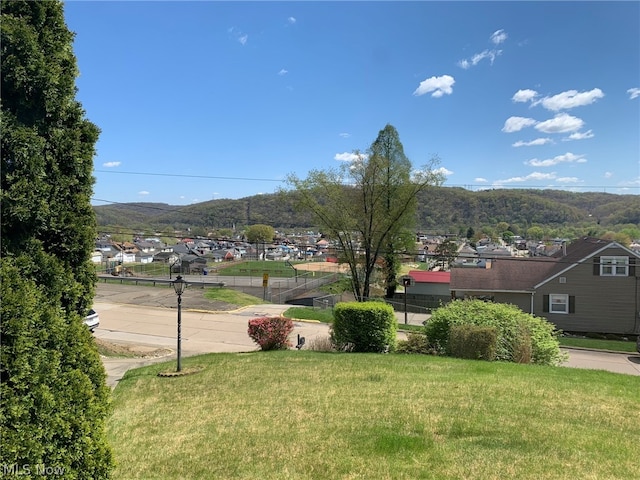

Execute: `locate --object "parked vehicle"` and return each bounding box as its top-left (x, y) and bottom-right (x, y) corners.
top-left (84, 309), bottom-right (99, 332)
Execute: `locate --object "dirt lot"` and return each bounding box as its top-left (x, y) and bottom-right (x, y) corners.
top-left (294, 262), bottom-right (350, 273)
top-left (95, 281), bottom-right (235, 312)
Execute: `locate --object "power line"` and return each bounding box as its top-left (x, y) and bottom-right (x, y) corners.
top-left (94, 170), bottom-right (284, 182)
top-left (94, 170), bottom-right (640, 190)
top-left (93, 169), bottom-right (639, 191)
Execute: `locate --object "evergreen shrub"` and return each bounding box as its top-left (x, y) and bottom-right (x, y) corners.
top-left (331, 302), bottom-right (397, 353)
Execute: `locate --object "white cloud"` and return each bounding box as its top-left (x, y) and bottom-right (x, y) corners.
top-left (228, 27), bottom-right (248, 45)
top-left (556, 177), bottom-right (580, 184)
top-left (535, 88), bottom-right (604, 111)
top-left (103, 161), bottom-right (121, 168)
top-left (334, 152), bottom-right (367, 162)
top-left (524, 152), bottom-right (586, 167)
top-left (458, 49), bottom-right (502, 69)
top-left (604, 171), bottom-right (613, 179)
top-left (138, 191), bottom-right (149, 196)
top-left (278, 68), bottom-right (288, 76)
top-left (339, 133), bottom-right (351, 138)
top-left (627, 88), bottom-right (640, 99)
top-left (490, 29), bottom-right (508, 45)
top-left (494, 172), bottom-right (557, 185)
top-left (512, 138), bottom-right (553, 147)
top-left (474, 177), bottom-right (488, 183)
top-left (562, 130), bottom-right (594, 141)
top-left (512, 89), bottom-right (538, 103)
top-left (618, 177), bottom-right (640, 187)
top-left (502, 116), bottom-right (537, 133)
top-left (413, 75), bottom-right (455, 98)
top-left (535, 113), bottom-right (584, 134)
top-left (434, 167), bottom-right (453, 176)
top-left (287, 16), bottom-right (296, 24)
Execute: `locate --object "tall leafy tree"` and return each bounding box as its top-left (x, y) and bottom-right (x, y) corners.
top-left (245, 224), bottom-right (275, 260)
top-left (1, 1), bottom-right (113, 476)
top-left (286, 124), bottom-right (444, 301)
top-left (369, 124), bottom-right (417, 298)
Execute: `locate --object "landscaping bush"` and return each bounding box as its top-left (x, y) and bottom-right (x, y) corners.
top-left (331, 302), bottom-right (397, 353)
top-left (511, 323), bottom-right (533, 364)
top-left (448, 325), bottom-right (497, 361)
top-left (396, 333), bottom-right (434, 354)
top-left (306, 335), bottom-right (337, 352)
top-left (424, 299), bottom-right (565, 366)
top-left (247, 317), bottom-right (294, 351)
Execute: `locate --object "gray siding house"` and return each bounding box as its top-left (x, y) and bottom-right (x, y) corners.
top-left (450, 237), bottom-right (640, 335)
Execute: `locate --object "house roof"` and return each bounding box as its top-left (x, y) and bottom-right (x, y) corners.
top-left (409, 270), bottom-right (451, 284)
top-left (451, 236), bottom-right (637, 293)
top-left (451, 257), bottom-right (556, 292)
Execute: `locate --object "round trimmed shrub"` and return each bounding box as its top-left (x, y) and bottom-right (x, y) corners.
top-left (424, 299), bottom-right (565, 365)
top-left (248, 317), bottom-right (294, 351)
top-left (330, 302), bottom-right (397, 353)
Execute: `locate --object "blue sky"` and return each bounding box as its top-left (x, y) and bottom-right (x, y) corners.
top-left (63, 1), bottom-right (640, 206)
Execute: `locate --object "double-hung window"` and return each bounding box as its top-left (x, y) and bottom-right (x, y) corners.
top-left (549, 294), bottom-right (569, 314)
top-left (600, 256), bottom-right (628, 276)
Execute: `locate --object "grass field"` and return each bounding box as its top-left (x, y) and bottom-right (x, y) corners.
top-left (214, 260), bottom-right (333, 278)
top-left (203, 287), bottom-right (270, 307)
top-left (558, 337), bottom-right (637, 353)
top-left (108, 352), bottom-right (639, 479)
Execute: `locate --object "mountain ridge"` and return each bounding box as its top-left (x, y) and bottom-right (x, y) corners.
top-left (94, 187), bottom-right (639, 233)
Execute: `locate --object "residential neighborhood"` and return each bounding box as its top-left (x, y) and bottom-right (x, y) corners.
top-left (94, 231), bottom-right (640, 336)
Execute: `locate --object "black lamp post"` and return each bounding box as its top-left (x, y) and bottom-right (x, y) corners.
top-left (172, 275), bottom-right (186, 372)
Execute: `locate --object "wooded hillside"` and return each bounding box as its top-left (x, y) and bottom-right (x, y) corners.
top-left (94, 188), bottom-right (639, 234)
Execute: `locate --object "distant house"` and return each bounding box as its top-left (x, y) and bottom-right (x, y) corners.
top-left (135, 252), bottom-right (154, 264)
top-left (181, 254), bottom-right (207, 274)
top-left (388, 270), bottom-right (452, 313)
top-left (406, 271), bottom-right (451, 297)
top-left (91, 250), bottom-right (103, 264)
top-left (450, 237), bottom-right (640, 335)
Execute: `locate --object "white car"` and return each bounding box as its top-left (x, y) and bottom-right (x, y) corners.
top-left (84, 309), bottom-right (99, 332)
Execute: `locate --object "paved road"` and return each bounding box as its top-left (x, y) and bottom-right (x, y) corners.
top-left (93, 285), bottom-right (640, 387)
top-left (95, 301), bottom-right (331, 387)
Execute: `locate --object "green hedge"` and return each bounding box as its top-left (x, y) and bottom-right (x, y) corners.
top-left (331, 302), bottom-right (397, 353)
top-left (424, 299), bottom-right (565, 366)
top-left (449, 325), bottom-right (497, 361)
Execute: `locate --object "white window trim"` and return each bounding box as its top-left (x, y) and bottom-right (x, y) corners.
top-left (599, 256), bottom-right (629, 277)
top-left (549, 294), bottom-right (569, 314)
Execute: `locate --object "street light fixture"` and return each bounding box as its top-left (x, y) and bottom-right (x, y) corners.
top-left (172, 275), bottom-right (187, 372)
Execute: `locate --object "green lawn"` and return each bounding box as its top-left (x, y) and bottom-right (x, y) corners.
top-left (213, 260), bottom-right (336, 278)
top-left (558, 337), bottom-right (637, 353)
top-left (108, 352), bottom-right (639, 480)
top-left (203, 288), bottom-right (269, 307)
